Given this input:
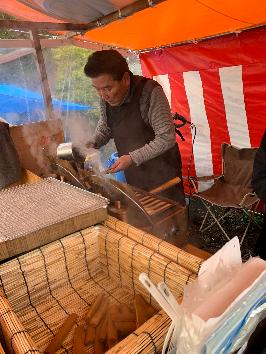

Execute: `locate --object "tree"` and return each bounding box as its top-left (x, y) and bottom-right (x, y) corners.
top-left (0, 19), bottom-right (142, 163)
top-left (49, 46), bottom-right (99, 108)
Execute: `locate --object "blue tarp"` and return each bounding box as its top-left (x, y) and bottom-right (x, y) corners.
top-left (0, 83), bottom-right (92, 125)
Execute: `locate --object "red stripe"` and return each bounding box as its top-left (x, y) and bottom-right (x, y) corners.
top-left (140, 57), bottom-right (154, 78)
top-left (200, 69), bottom-right (231, 176)
top-left (169, 73), bottom-right (196, 194)
top-left (242, 62), bottom-right (266, 147)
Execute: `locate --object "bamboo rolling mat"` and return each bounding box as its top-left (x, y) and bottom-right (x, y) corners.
top-left (97, 225), bottom-right (195, 306)
top-left (0, 178), bottom-right (108, 261)
top-left (0, 221), bottom-right (201, 354)
top-left (104, 216), bottom-right (203, 274)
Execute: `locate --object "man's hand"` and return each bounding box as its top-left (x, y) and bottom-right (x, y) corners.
top-left (108, 155), bottom-right (133, 173)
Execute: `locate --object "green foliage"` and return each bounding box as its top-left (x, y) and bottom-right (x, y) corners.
top-left (0, 12), bottom-right (29, 39)
top-left (0, 27), bottom-right (119, 160)
top-left (48, 46), bottom-right (116, 162)
top-left (49, 46), bottom-right (99, 108)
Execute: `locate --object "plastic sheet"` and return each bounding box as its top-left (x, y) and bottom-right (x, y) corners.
top-left (176, 237), bottom-right (266, 353)
top-left (142, 237), bottom-right (266, 353)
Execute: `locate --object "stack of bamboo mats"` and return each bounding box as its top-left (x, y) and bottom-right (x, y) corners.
top-left (0, 217), bottom-right (203, 354)
top-left (0, 178), bottom-right (108, 261)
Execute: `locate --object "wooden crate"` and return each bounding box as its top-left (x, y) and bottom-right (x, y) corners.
top-left (0, 219), bottom-right (203, 353)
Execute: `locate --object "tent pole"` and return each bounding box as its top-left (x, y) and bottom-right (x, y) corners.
top-left (30, 30), bottom-right (54, 120)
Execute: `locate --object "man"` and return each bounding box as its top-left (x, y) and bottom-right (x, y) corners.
top-left (84, 49), bottom-right (185, 205)
top-left (252, 130), bottom-right (266, 260)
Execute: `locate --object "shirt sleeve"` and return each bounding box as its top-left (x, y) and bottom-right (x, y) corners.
top-left (91, 101), bottom-right (112, 148)
top-left (129, 85), bottom-right (176, 166)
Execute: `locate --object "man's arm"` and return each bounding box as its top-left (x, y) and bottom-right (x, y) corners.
top-left (129, 85), bottom-right (176, 166)
top-left (252, 131), bottom-right (266, 203)
top-left (88, 102), bottom-right (112, 149)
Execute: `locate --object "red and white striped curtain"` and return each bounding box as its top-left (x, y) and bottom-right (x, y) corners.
top-left (140, 26), bottom-right (266, 192)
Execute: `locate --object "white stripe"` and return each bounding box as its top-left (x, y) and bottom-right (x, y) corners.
top-left (183, 71), bottom-right (213, 191)
top-left (153, 74), bottom-right (171, 106)
top-left (219, 65), bottom-right (251, 148)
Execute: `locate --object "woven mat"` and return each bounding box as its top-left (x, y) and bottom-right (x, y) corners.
top-left (0, 178), bottom-right (108, 261)
top-left (0, 223), bottom-right (200, 354)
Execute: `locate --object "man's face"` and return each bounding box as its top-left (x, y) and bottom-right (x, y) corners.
top-left (92, 72), bottom-right (130, 106)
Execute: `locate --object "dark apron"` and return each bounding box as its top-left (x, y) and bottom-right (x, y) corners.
top-left (106, 76), bottom-right (184, 204)
top-left (0, 122), bottom-right (21, 189)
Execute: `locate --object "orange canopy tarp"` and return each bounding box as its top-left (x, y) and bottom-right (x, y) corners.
top-left (1, 0), bottom-right (266, 51)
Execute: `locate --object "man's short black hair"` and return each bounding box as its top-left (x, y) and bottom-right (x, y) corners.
top-left (84, 49), bottom-right (130, 81)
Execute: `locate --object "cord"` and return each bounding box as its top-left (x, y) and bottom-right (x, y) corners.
top-left (187, 124), bottom-right (197, 206)
top-left (194, 0), bottom-right (253, 25)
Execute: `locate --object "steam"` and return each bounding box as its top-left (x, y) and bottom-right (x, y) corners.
top-left (63, 113), bottom-right (104, 172)
top-left (18, 114), bottom-right (64, 175)
top-left (64, 113), bottom-right (93, 153)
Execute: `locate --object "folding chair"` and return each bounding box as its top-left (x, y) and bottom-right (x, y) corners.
top-left (189, 143), bottom-right (261, 245)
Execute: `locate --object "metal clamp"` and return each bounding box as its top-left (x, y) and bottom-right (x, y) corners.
top-left (118, 9), bottom-right (124, 19)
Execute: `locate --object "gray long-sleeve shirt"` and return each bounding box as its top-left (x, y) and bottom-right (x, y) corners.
top-left (92, 80), bottom-right (176, 166)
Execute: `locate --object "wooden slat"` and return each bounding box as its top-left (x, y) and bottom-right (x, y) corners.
top-left (0, 19), bottom-right (90, 31)
top-left (144, 204), bottom-right (171, 216)
top-left (0, 48), bottom-right (34, 64)
top-left (0, 38), bottom-right (73, 48)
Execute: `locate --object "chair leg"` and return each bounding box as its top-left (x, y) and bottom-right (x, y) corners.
top-left (199, 207), bottom-right (210, 231)
top-left (240, 216), bottom-right (252, 245)
top-left (201, 209), bottom-right (231, 233)
top-left (199, 201), bottom-right (231, 232)
top-left (240, 201), bottom-right (262, 245)
top-left (200, 201), bottom-right (231, 241)
top-left (199, 201), bottom-right (225, 231)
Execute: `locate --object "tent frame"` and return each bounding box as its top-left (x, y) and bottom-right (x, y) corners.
top-left (0, 0), bottom-right (265, 119)
top-left (0, 0), bottom-right (163, 118)
top-left (0, 0), bottom-right (166, 32)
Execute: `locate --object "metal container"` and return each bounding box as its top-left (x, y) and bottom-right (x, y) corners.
top-left (56, 142), bottom-right (74, 161)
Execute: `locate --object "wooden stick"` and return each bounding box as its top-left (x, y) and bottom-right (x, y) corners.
top-left (107, 315), bottom-right (118, 348)
top-left (115, 321), bottom-right (136, 336)
top-left (89, 297), bottom-right (109, 327)
top-left (94, 322), bottom-right (107, 354)
top-left (44, 313), bottom-right (77, 354)
top-left (135, 294), bottom-right (156, 327)
top-left (149, 177), bottom-right (181, 194)
top-left (109, 304), bottom-right (136, 322)
top-left (98, 315), bottom-right (108, 343)
top-left (84, 293), bottom-right (105, 323)
top-left (94, 339), bottom-right (106, 354)
top-left (85, 325), bottom-right (95, 345)
top-left (72, 325), bottom-right (85, 354)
